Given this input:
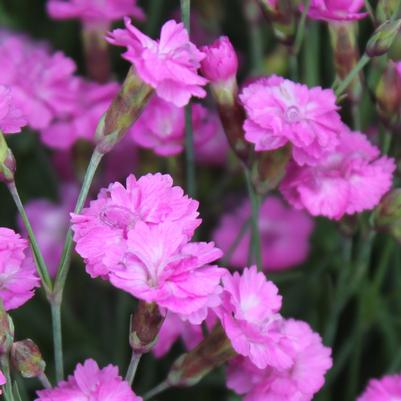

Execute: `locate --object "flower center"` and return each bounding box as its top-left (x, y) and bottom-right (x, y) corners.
top-left (99, 205), bottom-right (139, 231)
top-left (285, 106), bottom-right (301, 123)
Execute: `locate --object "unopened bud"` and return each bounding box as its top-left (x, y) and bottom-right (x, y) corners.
top-left (375, 189), bottom-right (401, 228)
top-left (11, 339), bottom-right (45, 378)
top-left (167, 324), bottom-right (236, 387)
top-left (0, 132), bottom-right (16, 183)
top-left (0, 301), bottom-right (14, 355)
top-left (366, 19), bottom-right (401, 57)
top-left (129, 301), bottom-right (164, 354)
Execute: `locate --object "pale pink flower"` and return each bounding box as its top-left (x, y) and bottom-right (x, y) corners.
top-left (357, 374), bottom-right (401, 401)
top-left (0, 85), bottom-right (26, 134)
top-left (216, 266), bottom-right (293, 370)
top-left (240, 76), bottom-right (343, 166)
top-left (18, 184), bottom-right (78, 277)
top-left (71, 173), bottom-right (200, 278)
top-left (47, 0), bottom-right (145, 23)
top-left (227, 319), bottom-right (332, 401)
top-left (0, 370), bottom-right (5, 395)
top-left (107, 19), bottom-right (207, 107)
top-left (213, 196), bottom-right (314, 271)
top-left (0, 228), bottom-right (39, 311)
top-left (307, 0), bottom-right (368, 21)
top-left (280, 130), bottom-right (396, 220)
top-left (36, 359), bottom-right (140, 401)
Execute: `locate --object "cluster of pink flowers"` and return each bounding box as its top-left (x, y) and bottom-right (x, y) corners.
top-left (0, 228), bottom-right (39, 311)
top-left (357, 373), bottom-right (401, 401)
top-left (213, 196), bottom-right (314, 271)
top-left (306, 0), bottom-right (368, 22)
top-left (36, 359), bottom-right (140, 401)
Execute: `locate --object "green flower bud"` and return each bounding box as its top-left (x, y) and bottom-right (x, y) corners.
top-left (11, 340), bottom-right (46, 378)
top-left (366, 19), bottom-right (401, 57)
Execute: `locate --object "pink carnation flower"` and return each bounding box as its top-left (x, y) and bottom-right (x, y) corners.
top-left (0, 228), bottom-right (39, 311)
top-left (357, 374), bottom-right (401, 401)
top-left (307, 0), bottom-right (368, 21)
top-left (18, 184), bottom-right (78, 277)
top-left (280, 130), bottom-right (396, 220)
top-left (216, 267), bottom-right (293, 370)
top-left (47, 0), bottom-right (145, 23)
top-left (213, 196), bottom-right (314, 271)
top-left (0, 370), bottom-right (5, 395)
top-left (240, 76), bottom-right (343, 166)
top-left (0, 85), bottom-right (27, 134)
top-left (227, 319), bottom-right (332, 401)
top-left (36, 359), bottom-right (140, 401)
top-left (107, 19), bottom-right (207, 107)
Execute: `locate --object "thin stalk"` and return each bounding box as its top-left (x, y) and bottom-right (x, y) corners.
top-left (7, 182), bottom-right (52, 293)
top-left (143, 380), bottom-right (170, 400)
top-left (1, 356), bottom-right (15, 401)
top-left (125, 352), bottom-right (141, 386)
top-left (363, 0), bottom-right (375, 23)
top-left (50, 301), bottom-right (64, 382)
top-left (223, 218), bottom-right (251, 265)
top-left (373, 238), bottom-right (395, 291)
top-left (293, 0), bottom-right (312, 55)
top-left (303, 23), bottom-right (320, 86)
top-left (38, 373), bottom-right (52, 389)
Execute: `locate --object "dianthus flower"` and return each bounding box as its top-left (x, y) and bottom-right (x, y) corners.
top-left (0, 228), bottom-right (39, 311)
top-left (36, 359), bottom-right (140, 401)
top-left (227, 319), bottom-right (332, 401)
top-left (357, 373), bottom-right (401, 401)
top-left (47, 0), bottom-right (144, 23)
top-left (280, 130), bottom-right (395, 220)
top-left (307, 0), bottom-right (368, 21)
top-left (40, 80), bottom-right (119, 149)
top-left (0, 370), bottom-right (5, 395)
top-left (107, 19), bottom-right (207, 107)
top-left (0, 85), bottom-right (27, 134)
top-left (240, 76), bottom-right (343, 166)
top-left (18, 184), bottom-right (78, 277)
top-left (213, 196), bottom-right (313, 271)
top-left (216, 266), bottom-right (293, 370)
top-left (71, 173), bottom-right (201, 278)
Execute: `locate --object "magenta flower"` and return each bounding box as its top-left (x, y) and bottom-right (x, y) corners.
top-left (307, 0), bottom-right (368, 21)
top-left (280, 130), bottom-right (396, 220)
top-left (213, 196), bottom-right (314, 271)
top-left (36, 359), bottom-right (140, 401)
top-left (0, 228), bottom-right (39, 311)
top-left (216, 267), bottom-right (293, 370)
top-left (47, 0), bottom-right (145, 23)
top-left (357, 374), bottom-right (401, 401)
top-left (0, 85), bottom-right (27, 134)
top-left (227, 319), bottom-right (332, 401)
top-left (107, 19), bottom-right (208, 107)
top-left (240, 76), bottom-right (343, 166)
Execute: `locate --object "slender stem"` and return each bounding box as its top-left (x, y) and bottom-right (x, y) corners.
top-left (143, 380), bottom-right (170, 400)
top-left (373, 238), bottom-right (394, 291)
top-left (1, 356), bottom-right (15, 401)
top-left (50, 301), bottom-right (64, 382)
top-left (222, 218), bottom-right (251, 265)
top-left (180, 0), bottom-right (190, 29)
top-left (293, 0), bottom-right (312, 55)
top-left (363, 0), bottom-right (375, 23)
top-left (303, 22), bottom-right (320, 86)
top-left (7, 182), bottom-right (52, 293)
top-left (125, 352), bottom-right (141, 386)
top-left (38, 373), bottom-right (52, 389)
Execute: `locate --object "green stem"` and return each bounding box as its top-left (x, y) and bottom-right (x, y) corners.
top-left (363, 0), bottom-right (375, 23)
top-left (293, 0), bottom-right (312, 55)
top-left (7, 182), bottom-right (52, 293)
top-left (50, 301), bottom-right (64, 382)
top-left (373, 238), bottom-right (394, 291)
top-left (38, 373), bottom-right (52, 389)
top-left (303, 22), bottom-right (320, 86)
top-left (1, 356), bottom-right (15, 401)
top-left (125, 352), bottom-right (141, 386)
top-left (223, 218), bottom-right (251, 265)
top-left (143, 380), bottom-right (170, 400)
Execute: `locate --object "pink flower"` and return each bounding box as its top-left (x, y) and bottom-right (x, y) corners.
top-left (107, 19), bottom-right (207, 107)
top-left (0, 370), bottom-right (5, 395)
top-left (216, 267), bottom-right (293, 370)
top-left (0, 228), bottom-right (39, 311)
top-left (71, 173), bottom-right (200, 278)
top-left (47, 0), bottom-right (145, 23)
top-left (213, 196), bottom-right (314, 271)
top-left (227, 319), bottom-right (332, 401)
top-left (18, 184), bottom-right (78, 277)
top-left (0, 85), bottom-right (26, 134)
top-left (357, 374), bottom-right (401, 401)
top-left (36, 359), bottom-right (140, 401)
top-left (307, 0), bottom-right (368, 21)
top-left (240, 76), bottom-right (343, 166)
top-left (280, 130), bottom-right (396, 220)
top-left (200, 36), bottom-right (238, 83)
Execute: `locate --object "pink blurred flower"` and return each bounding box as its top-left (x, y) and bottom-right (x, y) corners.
top-left (216, 267), bottom-right (293, 370)
top-left (0, 228), bottom-right (39, 311)
top-left (357, 374), bottom-right (401, 401)
top-left (107, 19), bottom-right (207, 107)
top-left (213, 196), bottom-right (314, 271)
top-left (36, 359), bottom-right (140, 401)
top-left (240, 76), bottom-right (342, 166)
top-left (47, 0), bottom-right (145, 23)
top-left (0, 370), bottom-right (5, 395)
top-left (280, 130), bottom-right (396, 220)
top-left (227, 319), bottom-right (332, 401)
top-left (0, 85), bottom-right (27, 134)
top-left (71, 173), bottom-right (200, 278)
top-left (41, 80), bottom-right (119, 150)
top-left (307, 0), bottom-right (368, 21)
top-left (18, 184), bottom-right (78, 277)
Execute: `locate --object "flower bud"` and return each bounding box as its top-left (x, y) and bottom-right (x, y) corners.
top-left (366, 19), bottom-right (401, 57)
top-left (11, 339), bottom-right (45, 378)
top-left (375, 189), bottom-right (401, 228)
top-left (129, 301), bottom-right (164, 354)
top-left (0, 132), bottom-right (16, 183)
top-left (167, 324), bottom-right (236, 387)
top-left (0, 301), bottom-right (14, 355)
